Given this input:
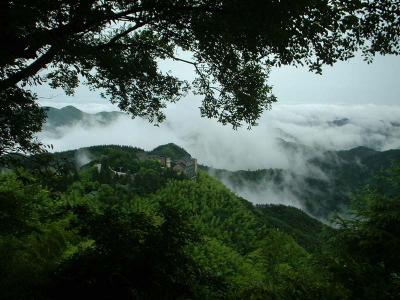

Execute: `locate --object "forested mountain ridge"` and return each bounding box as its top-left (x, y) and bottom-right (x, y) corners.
top-left (0, 146), bottom-right (331, 299)
top-left (204, 146), bottom-right (400, 218)
top-left (43, 106), bottom-right (123, 132)
top-left (4, 140), bottom-right (398, 219)
top-left (1, 144), bottom-right (399, 299)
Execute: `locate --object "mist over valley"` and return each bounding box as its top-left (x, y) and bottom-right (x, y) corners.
top-left (38, 103), bottom-right (400, 219)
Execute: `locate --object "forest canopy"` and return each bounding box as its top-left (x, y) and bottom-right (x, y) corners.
top-left (0, 146), bottom-right (399, 299)
top-left (1, 0), bottom-right (400, 154)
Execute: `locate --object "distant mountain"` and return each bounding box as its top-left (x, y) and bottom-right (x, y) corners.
top-left (328, 117), bottom-right (350, 127)
top-left (276, 138), bottom-right (320, 158)
top-left (2, 141), bottom-right (399, 220)
top-left (0, 144), bottom-right (327, 252)
top-left (44, 140), bottom-right (400, 219)
top-left (205, 145), bottom-right (400, 219)
top-left (45, 143), bottom-right (189, 163)
top-left (32, 104), bottom-right (400, 219)
top-left (43, 106), bottom-right (123, 132)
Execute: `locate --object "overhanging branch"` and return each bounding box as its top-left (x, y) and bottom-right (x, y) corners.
top-left (97, 21), bottom-right (149, 49)
top-left (0, 46), bottom-right (58, 89)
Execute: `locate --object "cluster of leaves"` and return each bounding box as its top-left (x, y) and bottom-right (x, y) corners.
top-left (0, 87), bottom-right (46, 156)
top-left (0, 171), bottom-right (88, 299)
top-left (320, 165), bottom-right (400, 300)
top-left (0, 147), bottom-right (399, 299)
top-left (1, 0), bottom-right (399, 153)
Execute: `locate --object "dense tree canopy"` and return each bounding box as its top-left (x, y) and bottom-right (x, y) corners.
top-left (1, 0), bottom-right (399, 154)
top-left (321, 165), bottom-right (400, 300)
top-left (0, 145), bottom-right (399, 299)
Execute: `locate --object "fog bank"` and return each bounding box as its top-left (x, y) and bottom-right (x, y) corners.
top-left (38, 102), bottom-right (400, 171)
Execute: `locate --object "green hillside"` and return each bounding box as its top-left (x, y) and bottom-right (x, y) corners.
top-left (207, 146), bottom-right (400, 218)
top-left (255, 204), bottom-right (330, 252)
top-left (150, 143), bottom-right (191, 160)
top-left (1, 144), bottom-right (399, 299)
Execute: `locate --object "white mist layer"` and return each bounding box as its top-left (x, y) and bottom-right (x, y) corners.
top-left (39, 101), bottom-right (400, 171)
top-left (37, 101), bottom-right (400, 212)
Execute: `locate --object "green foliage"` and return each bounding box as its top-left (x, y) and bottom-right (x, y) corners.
top-left (145, 172), bottom-right (264, 253)
top-left (0, 87), bottom-right (46, 155)
top-left (133, 173), bottom-right (343, 299)
top-left (150, 143), bottom-right (191, 160)
top-left (322, 165), bottom-right (400, 300)
top-left (189, 238), bottom-right (265, 299)
top-left (1, 1), bottom-right (400, 152)
top-left (0, 172), bottom-right (86, 300)
top-left (51, 188), bottom-right (200, 299)
top-left (255, 204), bottom-right (330, 252)
top-left (1, 146), bottom-right (399, 299)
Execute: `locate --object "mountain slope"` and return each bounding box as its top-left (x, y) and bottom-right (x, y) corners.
top-left (205, 146), bottom-right (400, 218)
top-left (43, 106), bottom-right (123, 131)
top-left (150, 143), bottom-right (191, 160)
top-left (1, 153), bottom-right (342, 299)
top-left (0, 144), bottom-right (326, 246)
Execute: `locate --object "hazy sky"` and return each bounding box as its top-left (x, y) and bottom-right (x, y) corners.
top-left (270, 55), bottom-right (400, 105)
top-left (35, 53), bottom-right (400, 110)
top-left (35, 53), bottom-right (400, 211)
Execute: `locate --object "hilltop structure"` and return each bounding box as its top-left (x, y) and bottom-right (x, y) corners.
top-left (139, 152), bottom-right (198, 179)
top-left (137, 153), bottom-right (171, 168)
top-left (173, 158), bottom-right (198, 180)
top-left (94, 152), bottom-right (198, 180)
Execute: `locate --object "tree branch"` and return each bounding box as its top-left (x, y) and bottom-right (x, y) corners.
top-left (0, 3), bottom-right (224, 88)
top-left (0, 46), bottom-right (58, 89)
top-left (14, 3), bottom-right (223, 61)
top-left (98, 21), bottom-right (149, 49)
top-left (154, 48), bottom-right (222, 93)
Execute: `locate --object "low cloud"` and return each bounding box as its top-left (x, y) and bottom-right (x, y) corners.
top-left (39, 101), bottom-right (400, 167)
top-left (37, 100), bottom-right (400, 212)
top-left (74, 149), bottom-right (93, 168)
